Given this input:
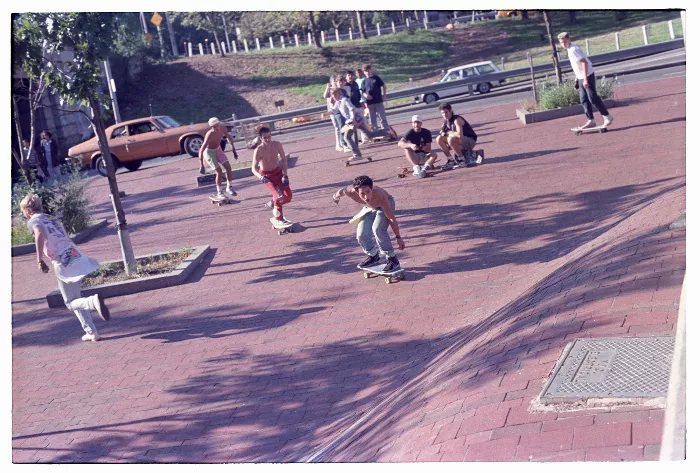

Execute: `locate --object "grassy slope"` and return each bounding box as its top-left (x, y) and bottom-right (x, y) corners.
top-left (119, 10), bottom-right (682, 123)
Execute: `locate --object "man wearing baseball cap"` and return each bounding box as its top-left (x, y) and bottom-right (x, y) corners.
top-left (397, 115), bottom-right (438, 178)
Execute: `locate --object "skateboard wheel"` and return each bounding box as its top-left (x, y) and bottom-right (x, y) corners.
top-left (345, 162), bottom-right (350, 167)
top-left (367, 158), bottom-right (372, 162)
top-left (385, 277), bottom-right (391, 284)
top-left (363, 272), bottom-right (370, 279)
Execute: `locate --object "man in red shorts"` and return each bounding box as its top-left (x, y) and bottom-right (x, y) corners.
top-left (251, 127), bottom-right (293, 223)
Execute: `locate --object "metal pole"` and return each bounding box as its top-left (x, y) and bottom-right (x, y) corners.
top-left (156, 23), bottom-right (166, 58)
top-left (642, 25), bottom-right (648, 45)
top-left (527, 52), bottom-right (537, 104)
top-left (198, 43), bottom-right (204, 55)
top-left (243, 39), bottom-right (249, 53)
top-left (188, 42), bottom-right (192, 57)
top-left (281, 36), bottom-right (285, 48)
top-left (335, 28), bottom-right (339, 42)
top-left (102, 60), bottom-right (121, 123)
top-left (165, 12), bottom-right (178, 57)
top-left (256, 38), bottom-right (260, 50)
top-left (392, 22), bottom-right (395, 34)
top-left (615, 32), bottom-right (620, 50)
top-left (349, 28), bottom-right (353, 40)
top-left (585, 38), bottom-right (590, 55)
top-left (377, 23), bottom-right (381, 36)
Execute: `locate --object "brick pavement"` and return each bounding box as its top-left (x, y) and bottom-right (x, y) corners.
top-left (11, 77), bottom-right (685, 462)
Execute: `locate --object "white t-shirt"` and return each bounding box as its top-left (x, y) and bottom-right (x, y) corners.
top-left (27, 213), bottom-right (99, 282)
top-left (333, 97), bottom-right (362, 125)
top-left (567, 44), bottom-right (595, 80)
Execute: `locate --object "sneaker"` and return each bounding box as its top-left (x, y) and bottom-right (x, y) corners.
top-left (382, 256), bottom-right (401, 273)
top-left (466, 152), bottom-right (477, 168)
top-left (412, 165), bottom-right (422, 176)
top-left (335, 145), bottom-right (344, 152)
top-left (265, 200), bottom-right (274, 210)
top-left (216, 192), bottom-right (226, 199)
top-left (602, 115), bottom-right (613, 127)
top-left (358, 253), bottom-right (381, 269)
top-left (272, 208), bottom-right (281, 218)
top-left (226, 187), bottom-right (237, 197)
top-left (441, 158), bottom-right (456, 170)
top-left (580, 119), bottom-right (596, 130)
top-left (92, 294), bottom-right (110, 322)
top-left (350, 154), bottom-right (363, 161)
top-left (452, 158), bottom-right (467, 169)
top-left (81, 332), bottom-right (101, 342)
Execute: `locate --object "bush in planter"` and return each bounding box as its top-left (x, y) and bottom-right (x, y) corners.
top-left (537, 76), bottom-right (616, 111)
top-left (11, 162), bottom-right (93, 243)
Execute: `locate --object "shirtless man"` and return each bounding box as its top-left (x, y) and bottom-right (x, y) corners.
top-left (251, 126), bottom-right (293, 223)
top-left (435, 103), bottom-right (479, 169)
top-left (198, 117), bottom-right (239, 198)
top-left (398, 115), bottom-right (438, 178)
top-left (332, 175), bottom-right (405, 273)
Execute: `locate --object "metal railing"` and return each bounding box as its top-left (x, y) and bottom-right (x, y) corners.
top-left (222, 38), bottom-right (684, 130)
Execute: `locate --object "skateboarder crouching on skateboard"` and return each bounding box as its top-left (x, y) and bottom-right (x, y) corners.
top-left (436, 103), bottom-right (479, 169)
top-left (332, 175), bottom-right (405, 273)
top-left (20, 193), bottom-right (111, 342)
top-left (557, 32), bottom-right (613, 130)
top-left (251, 126), bottom-right (293, 224)
top-left (199, 117), bottom-right (239, 199)
top-left (398, 115), bottom-right (438, 178)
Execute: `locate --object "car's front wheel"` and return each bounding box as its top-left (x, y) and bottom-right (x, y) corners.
top-left (94, 155), bottom-right (121, 177)
top-left (123, 160), bottom-right (143, 172)
top-left (184, 135), bottom-right (204, 157)
top-left (477, 82), bottom-right (492, 94)
top-left (424, 93), bottom-right (439, 104)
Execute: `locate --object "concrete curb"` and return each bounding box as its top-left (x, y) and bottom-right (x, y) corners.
top-left (45, 245), bottom-right (210, 308)
top-left (12, 218), bottom-right (108, 257)
top-left (660, 279), bottom-right (686, 460)
top-left (516, 99), bottom-right (615, 125)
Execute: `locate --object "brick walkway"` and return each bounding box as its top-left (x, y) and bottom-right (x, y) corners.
top-left (11, 77), bottom-right (685, 462)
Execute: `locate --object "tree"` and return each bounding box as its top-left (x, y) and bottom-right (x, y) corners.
top-left (307, 11), bottom-right (322, 47)
top-left (568, 11), bottom-right (577, 24)
top-left (542, 11), bottom-right (562, 84)
top-left (13, 13), bottom-right (137, 274)
top-left (520, 10), bottom-right (530, 20)
top-left (356, 11), bottom-right (367, 39)
top-left (174, 12), bottom-right (226, 56)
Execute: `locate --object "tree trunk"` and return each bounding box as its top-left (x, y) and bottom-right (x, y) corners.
top-left (87, 95), bottom-right (137, 275)
top-left (308, 11), bottom-right (322, 47)
top-left (356, 11), bottom-right (367, 39)
top-left (568, 11), bottom-right (577, 24)
top-left (11, 94), bottom-right (33, 184)
top-left (156, 24), bottom-right (166, 59)
top-left (542, 10), bottom-right (562, 84)
top-left (204, 13), bottom-right (226, 56)
top-left (521, 10), bottom-right (529, 20)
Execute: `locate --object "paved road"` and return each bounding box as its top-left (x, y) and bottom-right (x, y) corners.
top-left (12, 75), bottom-right (685, 462)
top-left (88, 51), bottom-right (685, 181)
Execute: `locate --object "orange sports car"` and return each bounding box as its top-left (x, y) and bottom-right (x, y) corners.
top-left (68, 115), bottom-right (217, 176)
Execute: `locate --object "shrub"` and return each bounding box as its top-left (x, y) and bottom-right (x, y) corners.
top-left (11, 161), bottom-right (93, 242)
top-left (537, 76), bottom-right (617, 111)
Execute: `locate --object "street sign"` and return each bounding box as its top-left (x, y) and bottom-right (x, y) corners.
top-left (151, 12), bottom-right (163, 27)
top-left (145, 33), bottom-right (154, 45)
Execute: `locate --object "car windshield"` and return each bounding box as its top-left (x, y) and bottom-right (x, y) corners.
top-left (155, 116), bottom-right (182, 129)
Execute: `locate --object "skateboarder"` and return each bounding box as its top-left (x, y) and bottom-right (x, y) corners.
top-left (332, 175), bottom-right (405, 272)
top-left (198, 117), bottom-right (239, 199)
top-left (436, 103), bottom-right (479, 168)
top-left (398, 115), bottom-right (438, 178)
top-left (558, 32), bottom-right (613, 130)
top-left (251, 126), bottom-right (293, 223)
top-left (20, 193), bottom-right (111, 342)
top-left (331, 87), bottom-right (371, 163)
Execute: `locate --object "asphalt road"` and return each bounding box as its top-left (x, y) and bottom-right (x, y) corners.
top-left (90, 50), bottom-right (685, 180)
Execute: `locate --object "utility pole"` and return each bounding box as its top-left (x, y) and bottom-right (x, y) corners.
top-left (103, 60), bottom-right (122, 123)
top-left (156, 23), bottom-right (166, 58)
top-left (221, 13), bottom-right (232, 53)
top-left (165, 12), bottom-right (178, 57)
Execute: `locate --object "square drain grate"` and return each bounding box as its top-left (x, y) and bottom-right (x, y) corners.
top-left (542, 337), bottom-right (674, 401)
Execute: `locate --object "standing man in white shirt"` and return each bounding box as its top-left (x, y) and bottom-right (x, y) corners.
top-left (558, 32), bottom-right (613, 130)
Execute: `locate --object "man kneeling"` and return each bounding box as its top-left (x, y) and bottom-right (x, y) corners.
top-left (398, 114), bottom-right (438, 178)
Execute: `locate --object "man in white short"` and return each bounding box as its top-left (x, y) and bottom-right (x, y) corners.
top-left (558, 31), bottom-right (613, 130)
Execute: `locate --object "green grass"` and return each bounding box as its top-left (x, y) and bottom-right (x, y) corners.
top-left (11, 224), bottom-right (33, 246)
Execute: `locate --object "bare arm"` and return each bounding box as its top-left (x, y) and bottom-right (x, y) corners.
top-left (580, 59), bottom-right (590, 85)
top-left (251, 147), bottom-right (262, 179)
top-left (453, 118), bottom-right (465, 139)
top-left (398, 138), bottom-right (417, 150)
top-left (199, 130), bottom-right (212, 164)
top-left (33, 227), bottom-right (46, 265)
top-left (278, 143), bottom-right (288, 176)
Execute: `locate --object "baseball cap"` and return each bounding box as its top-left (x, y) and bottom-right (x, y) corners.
top-left (208, 117), bottom-right (220, 127)
top-left (411, 115), bottom-right (422, 123)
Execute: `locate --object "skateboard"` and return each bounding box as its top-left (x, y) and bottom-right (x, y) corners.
top-left (349, 206), bottom-right (374, 225)
top-left (572, 126), bottom-right (607, 135)
top-left (365, 125), bottom-right (398, 143)
top-left (209, 194), bottom-right (235, 206)
top-left (359, 263), bottom-right (406, 284)
top-left (345, 156), bottom-right (373, 166)
top-left (270, 217), bottom-right (295, 235)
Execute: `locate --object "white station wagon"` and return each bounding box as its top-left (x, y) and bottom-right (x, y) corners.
top-left (415, 61), bottom-right (505, 104)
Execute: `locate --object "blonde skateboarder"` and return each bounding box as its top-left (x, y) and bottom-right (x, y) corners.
top-left (199, 117), bottom-right (239, 199)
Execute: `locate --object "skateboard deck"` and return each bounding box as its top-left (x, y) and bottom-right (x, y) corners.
top-left (359, 263), bottom-right (406, 284)
top-left (270, 217), bottom-right (295, 235)
top-left (349, 206), bottom-right (374, 225)
top-left (345, 156), bottom-right (373, 166)
top-left (209, 194), bottom-right (235, 206)
top-left (366, 126), bottom-right (398, 142)
top-left (572, 126), bottom-right (607, 135)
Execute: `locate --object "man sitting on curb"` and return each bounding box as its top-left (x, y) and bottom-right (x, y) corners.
top-left (398, 115), bottom-right (438, 178)
top-left (436, 103), bottom-right (480, 169)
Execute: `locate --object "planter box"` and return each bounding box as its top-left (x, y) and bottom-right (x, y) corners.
top-left (516, 99), bottom-right (615, 125)
top-left (46, 245), bottom-right (210, 308)
top-left (195, 155), bottom-right (297, 187)
top-left (12, 218), bottom-right (108, 257)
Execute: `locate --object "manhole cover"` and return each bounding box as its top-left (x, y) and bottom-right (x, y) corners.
top-left (541, 337), bottom-right (674, 401)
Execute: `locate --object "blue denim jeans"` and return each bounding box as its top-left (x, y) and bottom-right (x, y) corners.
top-left (357, 196), bottom-right (395, 258)
top-left (578, 73), bottom-right (609, 120)
top-left (331, 115), bottom-right (350, 148)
